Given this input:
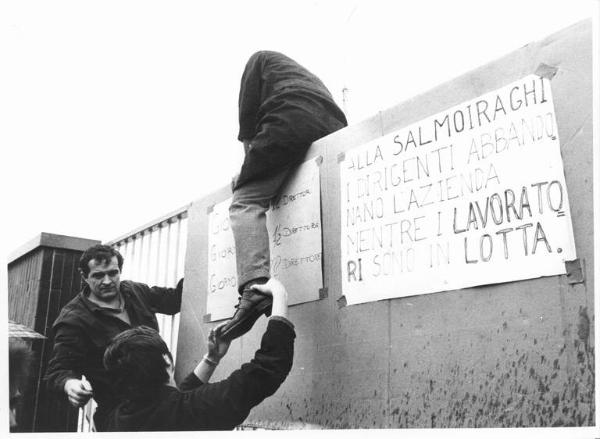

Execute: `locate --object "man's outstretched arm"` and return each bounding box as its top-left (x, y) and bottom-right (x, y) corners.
top-left (45, 323), bottom-right (93, 407)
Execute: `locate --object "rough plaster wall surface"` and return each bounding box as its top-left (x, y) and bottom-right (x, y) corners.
top-left (176, 20), bottom-right (593, 428)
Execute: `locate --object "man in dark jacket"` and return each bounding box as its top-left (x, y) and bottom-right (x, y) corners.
top-left (44, 244), bottom-right (183, 431)
top-left (102, 278), bottom-right (294, 431)
top-left (221, 50), bottom-right (347, 341)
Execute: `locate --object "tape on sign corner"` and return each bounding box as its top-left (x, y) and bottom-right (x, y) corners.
top-left (336, 295), bottom-right (347, 309)
top-left (534, 63), bottom-right (558, 80)
top-left (565, 258), bottom-right (584, 284)
top-left (318, 287), bottom-right (328, 299)
top-left (206, 203), bottom-right (215, 215)
top-left (202, 313), bottom-right (212, 323)
top-left (337, 152), bottom-right (346, 163)
top-left (315, 155), bottom-right (324, 166)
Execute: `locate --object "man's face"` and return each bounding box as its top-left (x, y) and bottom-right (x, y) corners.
top-left (84, 256), bottom-right (121, 303)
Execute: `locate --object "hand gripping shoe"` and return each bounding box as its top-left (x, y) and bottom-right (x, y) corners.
top-left (218, 284), bottom-right (272, 341)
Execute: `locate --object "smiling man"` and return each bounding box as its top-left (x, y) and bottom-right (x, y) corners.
top-left (44, 244), bottom-right (183, 431)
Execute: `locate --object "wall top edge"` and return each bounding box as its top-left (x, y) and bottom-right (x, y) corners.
top-left (8, 233), bottom-right (102, 265)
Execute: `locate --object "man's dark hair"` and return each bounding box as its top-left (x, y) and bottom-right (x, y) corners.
top-left (79, 244), bottom-right (124, 277)
top-left (103, 326), bottom-right (173, 401)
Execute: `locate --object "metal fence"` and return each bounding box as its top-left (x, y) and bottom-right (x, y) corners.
top-left (77, 204), bottom-right (189, 432)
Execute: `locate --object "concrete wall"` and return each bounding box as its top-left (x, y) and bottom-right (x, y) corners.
top-left (176, 20), bottom-right (593, 428)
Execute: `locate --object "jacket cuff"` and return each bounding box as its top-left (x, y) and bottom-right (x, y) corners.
top-left (54, 373), bottom-right (78, 393)
top-left (179, 371), bottom-right (204, 392)
top-left (269, 315), bottom-right (295, 331)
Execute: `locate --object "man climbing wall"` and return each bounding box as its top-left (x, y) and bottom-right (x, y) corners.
top-left (219, 50), bottom-right (347, 340)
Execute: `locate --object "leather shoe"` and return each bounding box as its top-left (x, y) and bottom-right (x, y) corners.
top-left (218, 286), bottom-right (272, 341)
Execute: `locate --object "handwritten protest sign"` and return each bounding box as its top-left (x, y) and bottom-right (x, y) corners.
top-left (266, 158), bottom-right (324, 305)
top-left (340, 74), bottom-right (577, 306)
top-left (207, 158), bottom-right (323, 320)
top-left (206, 199), bottom-right (238, 321)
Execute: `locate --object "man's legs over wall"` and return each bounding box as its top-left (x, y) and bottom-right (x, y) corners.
top-left (220, 166), bottom-right (293, 340)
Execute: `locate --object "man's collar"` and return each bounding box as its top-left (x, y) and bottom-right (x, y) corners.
top-left (81, 285), bottom-right (125, 312)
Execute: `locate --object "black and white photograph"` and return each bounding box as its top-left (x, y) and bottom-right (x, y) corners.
top-left (1, 1), bottom-right (598, 437)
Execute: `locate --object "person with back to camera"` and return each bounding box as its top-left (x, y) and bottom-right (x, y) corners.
top-left (219, 50), bottom-right (347, 341)
top-left (102, 278), bottom-right (294, 431)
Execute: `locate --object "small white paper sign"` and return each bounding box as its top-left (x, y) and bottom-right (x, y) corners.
top-left (206, 199), bottom-right (239, 321)
top-left (207, 158), bottom-right (323, 320)
top-left (267, 158), bottom-right (323, 305)
top-left (340, 74), bottom-right (577, 306)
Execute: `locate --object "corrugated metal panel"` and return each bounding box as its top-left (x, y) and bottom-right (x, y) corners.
top-left (111, 210), bottom-right (188, 358)
top-left (8, 249), bottom-right (44, 329)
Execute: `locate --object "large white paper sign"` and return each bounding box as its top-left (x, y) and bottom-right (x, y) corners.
top-left (207, 158), bottom-right (323, 320)
top-left (340, 74), bottom-right (577, 305)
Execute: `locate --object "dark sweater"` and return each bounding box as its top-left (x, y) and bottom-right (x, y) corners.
top-left (235, 50), bottom-right (347, 189)
top-left (44, 279), bottom-right (183, 429)
top-left (103, 318), bottom-right (295, 431)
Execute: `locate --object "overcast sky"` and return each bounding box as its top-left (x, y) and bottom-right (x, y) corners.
top-left (0, 0), bottom-right (594, 264)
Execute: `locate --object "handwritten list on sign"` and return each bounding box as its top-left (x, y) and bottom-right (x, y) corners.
top-left (206, 199), bottom-right (239, 321)
top-left (207, 158), bottom-right (323, 321)
top-left (340, 74), bottom-right (577, 305)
